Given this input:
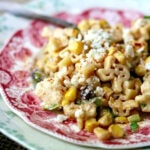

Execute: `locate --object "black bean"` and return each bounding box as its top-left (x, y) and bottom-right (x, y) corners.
top-left (80, 86), bottom-right (95, 100)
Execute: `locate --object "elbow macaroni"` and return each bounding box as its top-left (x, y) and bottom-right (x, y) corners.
top-left (33, 18), bottom-right (150, 140)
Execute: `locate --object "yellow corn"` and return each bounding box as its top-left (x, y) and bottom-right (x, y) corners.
top-left (108, 47), bottom-right (116, 55)
top-left (98, 113), bottom-right (113, 127)
top-left (94, 127), bottom-right (111, 140)
top-left (115, 116), bottom-right (128, 124)
top-left (68, 41), bottom-right (83, 55)
top-left (61, 99), bottom-right (69, 106)
top-left (135, 65), bottom-right (146, 76)
top-left (103, 86), bottom-right (113, 99)
top-left (99, 19), bottom-right (110, 28)
top-left (85, 118), bottom-right (99, 132)
top-left (78, 20), bottom-right (90, 32)
top-left (62, 87), bottom-right (77, 106)
top-left (108, 124), bottom-right (125, 138)
top-left (145, 56), bottom-right (150, 63)
top-left (58, 57), bottom-right (72, 67)
top-left (124, 89), bottom-right (138, 99)
top-left (114, 51), bottom-right (126, 64)
top-left (65, 86), bottom-right (77, 101)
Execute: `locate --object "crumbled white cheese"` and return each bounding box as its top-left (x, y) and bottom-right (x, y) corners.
top-left (94, 86), bottom-right (104, 96)
top-left (125, 44), bottom-right (134, 57)
top-left (83, 44), bottom-right (88, 50)
top-left (133, 18), bottom-right (148, 29)
top-left (86, 49), bottom-right (105, 61)
top-left (77, 34), bottom-right (82, 41)
top-left (81, 28), bottom-right (114, 64)
top-left (56, 114), bottom-right (68, 123)
top-left (63, 78), bottom-right (71, 87)
top-left (145, 62), bottom-right (150, 70)
top-left (75, 109), bottom-right (84, 118)
top-left (70, 124), bottom-right (80, 132)
top-left (86, 76), bottom-right (100, 86)
top-left (78, 77), bottom-right (85, 83)
top-left (56, 67), bottom-right (67, 79)
top-left (123, 28), bottom-right (134, 42)
top-left (137, 46), bottom-right (145, 53)
top-left (71, 73), bottom-right (85, 86)
top-left (83, 28), bottom-right (112, 51)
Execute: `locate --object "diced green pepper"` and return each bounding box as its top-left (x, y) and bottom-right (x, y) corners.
top-left (130, 121), bottom-right (139, 132)
top-left (32, 70), bottom-right (43, 83)
top-left (127, 114), bottom-right (141, 123)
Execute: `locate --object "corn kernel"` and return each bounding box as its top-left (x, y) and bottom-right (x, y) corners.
top-left (103, 86), bottom-right (113, 99)
top-left (124, 89), bottom-right (138, 99)
top-left (61, 99), bottom-right (69, 106)
top-left (108, 47), bottom-right (116, 55)
top-left (145, 56), bottom-right (150, 63)
top-left (99, 19), bottom-right (110, 28)
top-left (115, 116), bottom-right (128, 124)
top-left (94, 127), bottom-right (111, 140)
top-left (58, 57), bottom-right (72, 67)
top-left (108, 124), bottom-right (125, 138)
top-left (65, 86), bottom-right (77, 102)
top-left (135, 65), bottom-right (146, 76)
top-left (68, 41), bottom-right (83, 55)
top-left (85, 118), bottom-right (99, 132)
top-left (98, 113), bottom-right (113, 127)
top-left (61, 87), bottom-right (77, 106)
top-left (78, 20), bottom-right (90, 32)
top-left (114, 51), bottom-right (126, 64)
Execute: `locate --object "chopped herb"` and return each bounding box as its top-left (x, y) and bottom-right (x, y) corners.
top-left (141, 103), bottom-right (147, 108)
top-left (144, 16), bottom-right (150, 19)
top-left (92, 98), bottom-right (101, 107)
top-left (32, 70), bottom-right (43, 83)
top-left (43, 103), bottom-right (59, 110)
top-left (130, 121), bottom-right (139, 132)
top-left (51, 103), bottom-right (59, 109)
top-left (76, 99), bottom-right (88, 105)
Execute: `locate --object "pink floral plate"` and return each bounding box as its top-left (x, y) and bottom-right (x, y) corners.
top-left (0, 8), bottom-right (150, 149)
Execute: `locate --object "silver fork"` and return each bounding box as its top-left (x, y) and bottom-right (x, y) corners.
top-left (0, 1), bottom-right (77, 28)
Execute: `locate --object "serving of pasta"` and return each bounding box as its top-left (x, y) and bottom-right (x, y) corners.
top-left (32, 18), bottom-right (150, 140)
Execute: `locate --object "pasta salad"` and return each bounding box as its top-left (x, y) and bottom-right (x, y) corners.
top-left (32, 18), bottom-right (150, 140)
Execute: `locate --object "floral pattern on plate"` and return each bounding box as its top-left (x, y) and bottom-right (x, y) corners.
top-left (1, 8), bottom-right (150, 149)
